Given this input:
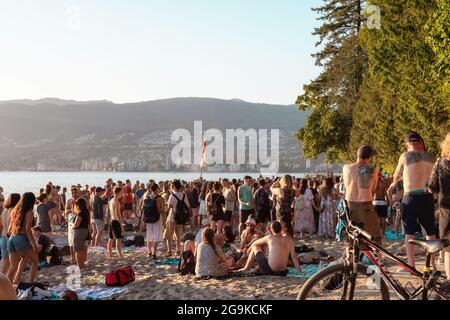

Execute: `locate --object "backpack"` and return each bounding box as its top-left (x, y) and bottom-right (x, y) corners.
top-left (47, 245), bottom-right (63, 266)
top-left (143, 195), bottom-right (160, 223)
top-left (105, 266), bottom-right (135, 287)
top-left (208, 194), bottom-right (221, 217)
top-left (134, 235), bottom-right (145, 247)
top-left (173, 194), bottom-right (190, 225)
top-left (178, 251), bottom-right (195, 276)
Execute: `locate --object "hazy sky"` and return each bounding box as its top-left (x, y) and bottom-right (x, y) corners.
top-left (0, 0), bottom-right (322, 105)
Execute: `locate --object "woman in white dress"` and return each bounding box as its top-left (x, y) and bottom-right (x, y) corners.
top-left (293, 179), bottom-right (317, 237)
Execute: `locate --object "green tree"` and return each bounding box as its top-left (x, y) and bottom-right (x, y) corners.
top-left (296, 0), bottom-right (367, 163)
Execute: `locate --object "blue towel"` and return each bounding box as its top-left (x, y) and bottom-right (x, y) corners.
top-left (156, 258), bottom-right (179, 265)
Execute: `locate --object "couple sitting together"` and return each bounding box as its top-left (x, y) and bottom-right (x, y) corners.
top-left (186, 219), bottom-right (301, 279)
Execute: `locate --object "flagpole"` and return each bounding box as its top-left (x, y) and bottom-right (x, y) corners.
top-left (200, 136), bottom-right (206, 180)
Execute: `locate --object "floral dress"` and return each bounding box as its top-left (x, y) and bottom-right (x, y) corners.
top-left (293, 189), bottom-right (316, 234)
top-left (318, 192), bottom-right (337, 239)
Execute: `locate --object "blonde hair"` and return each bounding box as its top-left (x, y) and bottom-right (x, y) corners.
top-left (280, 175), bottom-right (293, 189)
top-left (441, 133), bottom-right (450, 160)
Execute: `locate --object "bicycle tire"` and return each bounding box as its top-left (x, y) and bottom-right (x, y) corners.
top-left (297, 262), bottom-right (390, 300)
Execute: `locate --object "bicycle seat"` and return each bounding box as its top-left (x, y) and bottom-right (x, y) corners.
top-left (408, 239), bottom-right (450, 254)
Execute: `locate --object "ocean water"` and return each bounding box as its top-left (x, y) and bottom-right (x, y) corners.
top-left (0, 171), bottom-right (306, 195)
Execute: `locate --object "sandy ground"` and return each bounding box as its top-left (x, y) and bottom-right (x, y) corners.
top-left (26, 230), bottom-right (439, 300)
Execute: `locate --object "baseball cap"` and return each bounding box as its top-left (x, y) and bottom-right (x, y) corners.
top-left (405, 131), bottom-right (427, 150)
top-left (95, 187), bottom-right (104, 193)
top-left (245, 218), bottom-right (256, 226)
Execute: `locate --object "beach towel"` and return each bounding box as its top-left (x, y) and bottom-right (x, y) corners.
top-left (287, 263), bottom-right (328, 278)
top-left (385, 229), bottom-right (405, 240)
top-left (43, 284), bottom-right (129, 300)
top-left (156, 258), bottom-right (180, 265)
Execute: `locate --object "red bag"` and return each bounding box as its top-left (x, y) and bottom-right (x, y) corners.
top-left (105, 266), bottom-right (135, 287)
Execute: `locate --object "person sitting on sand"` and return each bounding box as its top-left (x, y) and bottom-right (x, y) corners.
top-left (195, 228), bottom-right (229, 279)
top-left (239, 217), bottom-right (265, 253)
top-left (7, 193), bottom-right (39, 285)
top-left (32, 227), bottom-right (51, 265)
top-left (195, 218), bottom-right (211, 246)
top-left (0, 273), bottom-right (16, 300)
top-left (238, 221), bottom-right (301, 276)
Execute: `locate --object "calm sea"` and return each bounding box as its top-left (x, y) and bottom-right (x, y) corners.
top-left (0, 171), bottom-right (306, 196)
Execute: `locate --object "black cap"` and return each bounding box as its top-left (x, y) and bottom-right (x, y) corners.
top-left (405, 131), bottom-right (423, 144)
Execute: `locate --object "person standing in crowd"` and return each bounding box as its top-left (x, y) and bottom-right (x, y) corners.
top-left (140, 183), bottom-right (164, 259)
top-left (238, 176), bottom-right (255, 235)
top-left (271, 175), bottom-right (295, 225)
top-left (428, 132), bottom-right (450, 279)
top-left (254, 178), bottom-right (272, 231)
top-left (373, 171), bottom-right (389, 236)
top-left (65, 187), bottom-right (79, 263)
top-left (6, 193), bottom-right (39, 284)
top-left (60, 187), bottom-right (67, 212)
top-left (0, 187), bottom-right (4, 215)
top-left (343, 145), bottom-right (383, 254)
top-left (222, 179), bottom-right (235, 229)
top-left (107, 187), bottom-right (124, 258)
top-left (310, 180), bottom-right (320, 233)
top-left (71, 198), bottom-right (91, 268)
top-left (122, 185), bottom-right (134, 220)
top-left (293, 179), bottom-right (316, 237)
top-left (91, 187), bottom-right (107, 247)
top-left (164, 180), bottom-right (191, 256)
top-left (317, 178), bottom-right (337, 239)
top-left (389, 132), bottom-right (437, 270)
top-left (0, 194), bottom-right (20, 274)
top-left (206, 182), bottom-right (226, 234)
top-left (134, 183), bottom-right (146, 219)
top-left (187, 182), bottom-right (200, 231)
top-left (36, 193), bottom-right (56, 236)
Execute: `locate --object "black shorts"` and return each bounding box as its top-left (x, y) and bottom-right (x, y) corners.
top-left (109, 220), bottom-right (123, 240)
top-left (375, 205), bottom-right (388, 218)
top-left (402, 193), bottom-right (436, 236)
top-left (240, 209), bottom-right (255, 224)
top-left (256, 251), bottom-right (273, 275)
top-left (256, 208), bottom-right (271, 224)
top-left (211, 211), bottom-right (224, 222)
top-left (223, 211), bottom-right (233, 222)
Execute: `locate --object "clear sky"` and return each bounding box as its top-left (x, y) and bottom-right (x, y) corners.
top-left (0, 0), bottom-right (322, 105)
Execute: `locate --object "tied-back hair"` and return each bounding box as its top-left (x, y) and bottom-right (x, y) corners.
top-left (202, 227), bottom-right (218, 256)
top-left (8, 192), bottom-right (36, 236)
top-left (300, 179), bottom-right (308, 195)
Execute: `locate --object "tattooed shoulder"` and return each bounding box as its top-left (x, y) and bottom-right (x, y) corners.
top-left (405, 151), bottom-right (435, 166)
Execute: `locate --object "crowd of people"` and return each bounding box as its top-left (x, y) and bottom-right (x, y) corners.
top-left (0, 131), bottom-right (449, 297)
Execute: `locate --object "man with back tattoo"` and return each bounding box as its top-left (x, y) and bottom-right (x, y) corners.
top-left (389, 132), bottom-right (437, 270)
top-left (343, 145), bottom-right (382, 246)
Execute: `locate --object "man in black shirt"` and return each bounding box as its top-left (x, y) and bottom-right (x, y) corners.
top-left (92, 187), bottom-right (107, 246)
top-left (32, 227), bottom-right (51, 263)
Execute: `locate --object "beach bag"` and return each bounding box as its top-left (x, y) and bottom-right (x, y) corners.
top-left (173, 194), bottom-right (190, 225)
top-left (105, 266), bottom-right (135, 287)
top-left (134, 235), bottom-right (145, 247)
top-left (47, 245), bottom-right (63, 266)
top-left (143, 196), bottom-right (160, 223)
top-left (124, 223), bottom-right (134, 232)
top-left (178, 251), bottom-right (195, 276)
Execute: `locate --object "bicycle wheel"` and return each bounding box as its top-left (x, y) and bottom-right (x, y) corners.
top-left (297, 262), bottom-right (390, 300)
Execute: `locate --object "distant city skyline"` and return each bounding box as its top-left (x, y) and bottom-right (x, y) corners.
top-left (0, 0), bottom-right (322, 105)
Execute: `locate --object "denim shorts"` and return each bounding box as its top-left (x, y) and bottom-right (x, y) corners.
top-left (7, 234), bottom-right (32, 253)
top-left (0, 236), bottom-right (9, 259)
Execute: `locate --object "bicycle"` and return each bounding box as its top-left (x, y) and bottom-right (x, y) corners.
top-left (297, 200), bottom-right (450, 300)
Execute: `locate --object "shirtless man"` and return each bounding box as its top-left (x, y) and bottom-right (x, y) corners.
top-left (238, 221), bottom-right (301, 275)
top-left (343, 145), bottom-right (382, 244)
top-left (373, 171), bottom-right (389, 236)
top-left (388, 132), bottom-right (437, 269)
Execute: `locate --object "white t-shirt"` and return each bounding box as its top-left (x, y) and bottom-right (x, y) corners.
top-left (167, 192), bottom-right (190, 222)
